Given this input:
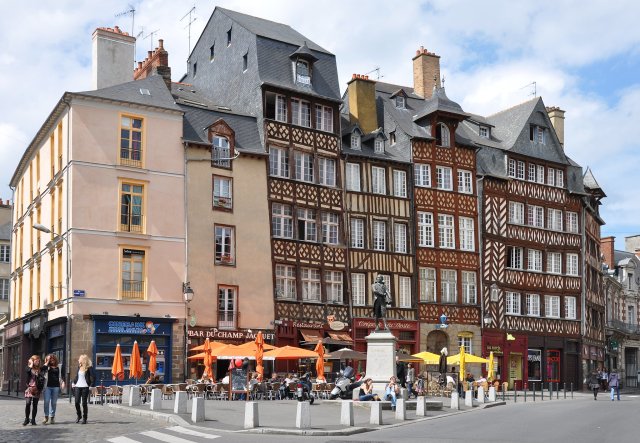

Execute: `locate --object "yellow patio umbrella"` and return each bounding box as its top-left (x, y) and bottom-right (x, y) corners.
top-left (314, 339), bottom-right (325, 378)
top-left (112, 343), bottom-right (124, 384)
top-left (129, 340), bottom-right (143, 382)
top-left (447, 353), bottom-right (490, 364)
top-left (412, 351), bottom-right (440, 365)
top-left (147, 340), bottom-right (158, 375)
top-left (488, 352), bottom-right (495, 381)
top-left (255, 332), bottom-right (265, 381)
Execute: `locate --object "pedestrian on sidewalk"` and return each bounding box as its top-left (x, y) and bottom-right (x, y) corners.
top-left (41, 354), bottom-right (65, 424)
top-left (608, 371), bottom-right (620, 401)
top-left (23, 355), bottom-right (44, 426)
top-left (72, 354), bottom-right (95, 424)
top-left (587, 370), bottom-right (600, 400)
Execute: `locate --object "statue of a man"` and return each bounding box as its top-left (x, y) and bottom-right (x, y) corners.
top-left (372, 275), bottom-right (390, 331)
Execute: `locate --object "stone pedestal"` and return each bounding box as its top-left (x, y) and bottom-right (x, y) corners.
top-left (340, 401), bottom-right (354, 426)
top-left (244, 402), bottom-right (259, 429)
top-left (416, 396), bottom-right (427, 416)
top-left (126, 386), bottom-right (141, 407)
top-left (477, 386), bottom-right (485, 404)
top-left (192, 397), bottom-right (205, 423)
top-left (369, 401), bottom-right (383, 425)
top-left (450, 392), bottom-right (460, 410)
top-left (296, 401), bottom-right (310, 429)
top-left (395, 398), bottom-right (406, 420)
top-left (174, 391), bottom-right (188, 414)
top-left (489, 386), bottom-right (496, 402)
top-left (464, 392), bottom-right (473, 407)
top-left (150, 388), bottom-right (162, 410)
top-left (365, 331), bottom-right (397, 395)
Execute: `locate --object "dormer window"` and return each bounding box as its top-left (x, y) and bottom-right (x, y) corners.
top-left (479, 126), bottom-right (489, 138)
top-left (374, 138), bottom-right (384, 154)
top-left (436, 123), bottom-right (450, 147)
top-left (351, 133), bottom-right (361, 150)
top-left (390, 131), bottom-right (396, 145)
top-left (212, 136), bottom-right (231, 168)
top-left (395, 96), bottom-right (405, 109)
top-left (530, 125), bottom-right (546, 145)
top-left (296, 59), bottom-right (311, 85)
top-left (227, 28), bottom-right (232, 46)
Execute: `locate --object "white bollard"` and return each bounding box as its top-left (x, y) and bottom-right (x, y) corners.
top-left (150, 388), bottom-right (162, 410)
top-left (128, 386), bottom-right (141, 407)
top-left (464, 391), bottom-right (473, 407)
top-left (450, 392), bottom-right (460, 410)
top-left (174, 391), bottom-right (188, 414)
top-left (400, 388), bottom-right (409, 400)
top-left (416, 395), bottom-right (427, 416)
top-left (489, 386), bottom-right (496, 402)
top-left (395, 398), bottom-right (407, 420)
top-left (244, 401), bottom-right (259, 429)
top-left (370, 401), bottom-right (383, 425)
top-left (477, 386), bottom-right (485, 404)
top-left (340, 401), bottom-right (354, 426)
top-left (191, 397), bottom-right (205, 423)
top-left (296, 401), bottom-right (311, 429)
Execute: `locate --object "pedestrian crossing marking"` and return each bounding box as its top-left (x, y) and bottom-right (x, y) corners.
top-left (140, 430), bottom-right (201, 443)
top-left (106, 437), bottom-right (139, 443)
top-left (167, 426), bottom-right (220, 439)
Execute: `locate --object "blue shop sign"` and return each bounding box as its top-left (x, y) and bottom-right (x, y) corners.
top-left (95, 319), bottom-right (172, 336)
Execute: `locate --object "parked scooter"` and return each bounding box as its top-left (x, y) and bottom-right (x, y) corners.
top-left (329, 366), bottom-right (364, 400)
top-left (296, 372), bottom-right (314, 404)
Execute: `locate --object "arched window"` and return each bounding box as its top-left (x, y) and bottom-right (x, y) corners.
top-left (436, 123), bottom-right (450, 147)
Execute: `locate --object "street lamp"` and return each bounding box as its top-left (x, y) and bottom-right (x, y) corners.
top-left (33, 223), bottom-right (71, 402)
top-left (183, 283), bottom-right (195, 381)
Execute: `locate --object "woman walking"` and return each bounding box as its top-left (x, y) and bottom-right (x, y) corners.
top-left (608, 371), bottom-right (620, 401)
top-left (24, 355), bottom-right (44, 425)
top-left (41, 354), bottom-right (64, 424)
top-left (587, 369), bottom-right (600, 400)
top-left (72, 354), bottom-right (95, 424)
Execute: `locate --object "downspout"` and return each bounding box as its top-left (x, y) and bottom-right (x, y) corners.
top-left (9, 185), bottom-right (15, 322)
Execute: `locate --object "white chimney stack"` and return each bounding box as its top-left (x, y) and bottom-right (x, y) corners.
top-left (92, 26), bottom-right (136, 90)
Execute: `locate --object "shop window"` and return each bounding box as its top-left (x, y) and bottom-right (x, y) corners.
top-left (355, 328), bottom-right (369, 340)
top-left (546, 350), bottom-right (560, 382)
top-left (527, 349), bottom-right (542, 382)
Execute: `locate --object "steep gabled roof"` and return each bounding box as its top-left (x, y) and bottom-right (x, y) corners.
top-left (583, 167), bottom-right (606, 194)
top-left (413, 86), bottom-right (469, 121)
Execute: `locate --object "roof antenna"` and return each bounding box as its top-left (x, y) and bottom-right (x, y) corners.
top-left (441, 75), bottom-right (445, 88)
top-left (181, 5), bottom-right (197, 56)
top-left (365, 66), bottom-right (383, 80)
top-left (143, 29), bottom-right (160, 51)
top-left (521, 81), bottom-right (537, 97)
top-left (115, 5), bottom-right (136, 66)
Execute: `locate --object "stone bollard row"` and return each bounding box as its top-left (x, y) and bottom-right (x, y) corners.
top-left (341, 401), bottom-right (354, 426)
top-left (296, 401), bottom-right (310, 429)
top-left (450, 392), bottom-right (460, 410)
top-left (150, 388), bottom-right (162, 410)
top-left (245, 401), bottom-right (259, 429)
top-left (192, 397), bottom-right (205, 423)
top-left (370, 401), bottom-right (383, 425)
top-left (174, 391), bottom-right (188, 414)
top-left (416, 396), bottom-right (427, 417)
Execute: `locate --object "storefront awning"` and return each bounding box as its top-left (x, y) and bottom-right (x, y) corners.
top-left (328, 332), bottom-right (352, 342)
top-left (299, 329), bottom-right (323, 342)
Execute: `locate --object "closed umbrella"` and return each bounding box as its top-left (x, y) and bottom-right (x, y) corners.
top-left (203, 338), bottom-right (214, 380)
top-left (147, 340), bottom-right (158, 375)
top-left (255, 331), bottom-right (265, 381)
top-left (129, 341), bottom-right (143, 383)
top-left (488, 352), bottom-right (495, 381)
top-left (459, 346), bottom-right (466, 387)
top-left (112, 343), bottom-right (124, 384)
top-left (314, 339), bottom-right (325, 378)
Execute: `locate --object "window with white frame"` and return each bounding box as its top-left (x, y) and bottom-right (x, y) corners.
top-left (441, 269), bottom-right (457, 303)
top-left (275, 264), bottom-right (296, 299)
top-left (438, 214), bottom-right (455, 249)
top-left (350, 218), bottom-right (364, 248)
top-left (459, 217), bottom-right (475, 251)
top-left (213, 176), bottom-right (233, 210)
top-left (321, 212), bottom-right (339, 245)
top-left (530, 125), bottom-right (546, 144)
top-left (509, 202), bottom-right (525, 225)
top-left (516, 161), bottom-right (525, 180)
top-left (294, 151), bottom-right (314, 182)
top-left (218, 286), bottom-right (237, 329)
top-left (436, 166), bottom-right (453, 190)
top-left (301, 268), bottom-right (321, 301)
top-left (394, 223), bottom-right (407, 253)
top-left (318, 157), bottom-right (336, 186)
top-left (526, 293), bottom-right (540, 316)
top-left (458, 335), bottom-right (472, 354)
top-left (545, 295), bottom-right (560, 317)
top-left (506, 291), bottom-right (521, 315)
top-left (272, 203), bottom-right (293, 238)
top-left (462, 271), bottom-right (477, 304)
top-left (325, 271), bottom-right (343, 303)
top-left (479, 126), bottom-right (489, 138)
top-left (507, 246), bottom-right (523, 269)
top-left (315, 104), bottom-right (333, 132)
top-left (269, 146), bottom-right (289, 178)
top-left (212, 136), bottom-right (231, 168)
top-left (399, 276), bottom-right (411, 308)
top-left (458, 170), bottom-right (473, 194)
top-left (393, 170), bottom-right (407, 197)
top-left (351, 132), bottom-right (361, 150)
top-left (547, 208), bottom-right (563, 231)
top-left (528, 163), bottom-right (536, 182)
top-left (528, 205), bottom-right (544, 228)
top-left (372, 166), bottom-right (386, 194)
top-left (547, 168), bottom-right (555, 186)
top-left (565, 296), bottom-right (577, 319)
top-left (0, 278), bottom-right (8, 300)
top-left (436, 123), bottom-right (450, 147)
top-left (297, 208), bottom-right (317, 242)
top-left (417, 212), bottom-right (434, 247)
top-left (414, 164), bottom-right (431, 187)
top-left (275, 94), bottom-right (287, 122)
top-left (556, 169), bottom-right (564, 187)
top-left (547, 252), bottom-right (562, 274)
top-left (296, 59), bottom-right (311, 84)
top-left (0, 245), bottom-right (9, 262)
top-left (372, 220), bottom-right (386, 251)
top-left (528, 249), bottom-right (543, 272)
top-left (291, 98), bottom-right (311, 127)
top-left (374, 138), bottom-right (384, 153)
top-left (214, 225), bottom-right (235, 265)
top-left (352, 273), bottom-right (366, 305)
top-left (395, 95), bottom-right (405, 108)
top-left (536, 165), bottom-right (545, 184)
top-left (419, 267), bottom-right (436, 302)
top-left (508, 159), bottom-right (516, 178)
top-left (346, 163), bottom-right (361, 191)
top-left (567, 212), bottom-right (579, 233)
top-left (566, 253), bottom-right (579, 276)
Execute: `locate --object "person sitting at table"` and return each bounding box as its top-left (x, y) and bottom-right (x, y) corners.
top-left (270, 373), bottom-right (280, 383)
top-left (145, 373), bottom-right (161, 384)
top-left (282, 373), bottom-right (297, 399)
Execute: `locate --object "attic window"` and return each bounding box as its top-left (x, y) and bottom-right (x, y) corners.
top-left (530, 125), bottom-right (546, 145)
top-left (193, 62), bottom-right (197, 77)
top-left (479, 126), bottom-right (489, 138)
top-left (296, 59), bottom-right (311, 85)
top-left (210, 44), bottom-right (215, 61)
top-left (351, 133), bottom-right (361, 150)
top-left (243, 52), bottom-right (248, 72)
top-left (139, 89), bottom-right (151, 96)
top-left (390, 131), bottom-right (396, 145)
top-left (227, 28), bottom-right (232, 46)
top-left (395, 96), bottom-right (405, 109)
top-left (436, 123), bottom-right (450, 147)
top-left (374, 139), bottom-right (384, 154)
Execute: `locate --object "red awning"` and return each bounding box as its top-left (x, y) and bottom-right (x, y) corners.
top-left (328, 332), bottom-right (352, 342)
top-left (299, 329), bottom-right (323, 342)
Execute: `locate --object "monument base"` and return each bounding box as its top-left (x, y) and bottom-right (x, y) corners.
top-left (365, 330), bottom-right (397, 397)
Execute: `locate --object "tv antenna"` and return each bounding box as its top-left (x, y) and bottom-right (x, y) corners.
top-left (116, 5), bottom-right (136, 65)
top-left (181, 5), bottom-right (197, 56)
top-left (144, 29), bottom-right (160, 51)
top-left (521, 81), bottom-right (537, 97)
top-left (365, 66), bottom-right (383, 80)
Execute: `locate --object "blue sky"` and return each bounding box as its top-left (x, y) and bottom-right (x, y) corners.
top-left (1, 0), bottom-right (639, 248)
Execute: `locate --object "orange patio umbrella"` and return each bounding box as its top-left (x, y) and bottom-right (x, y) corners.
top-left (203, 338), bottom-right (214, 380)
top-left (147, 340), bottom-right (158, 374)
top-left (112, 343), bottom-right (124, 384)
top-left (129, 340), bottom-right (143, 383)
top-left (314, 339), bottom-right (325, 379)
top-left (188, 352), bottom-right (208, 360)
top-left (189, 341), bottom-right (226, 352)
top-left (263, 345), bottom-right (319, 360)
top-left (235, 341), bottom-right (277, 352)
top-left (255, 332), bottom-right (265, 381)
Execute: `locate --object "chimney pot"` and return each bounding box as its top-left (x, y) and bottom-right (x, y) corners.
top-left (159, 39), bottom-right (164, 49)
top-left (413, 45), bottom-right (441, 99)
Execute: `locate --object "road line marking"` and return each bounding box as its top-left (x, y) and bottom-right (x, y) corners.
top-left (140, 430), bottom-right (199, 443)
top-left (168, 426), bottom-right (220, 439)
top-left (107, 437), bottom-right (140, 443)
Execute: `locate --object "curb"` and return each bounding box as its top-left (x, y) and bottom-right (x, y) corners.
top-left (108, 404), bottom-right (191, 428)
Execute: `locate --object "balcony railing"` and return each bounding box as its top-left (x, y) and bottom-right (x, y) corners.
top-left (122, 280), bottom-right (145, 300)
top-left (120, 148), bottom-right (142, 168)
top-left (120, 214), bottom-right (144, 233)
top-left (213, 196), bottom-right (232, 209)
top-left (607, 320), bottom-right (640, 335)
top-left (218, 310), bottom-right (238, 330)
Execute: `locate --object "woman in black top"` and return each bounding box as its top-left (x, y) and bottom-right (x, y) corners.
top-left (42, 354), bottom-right (64, 424)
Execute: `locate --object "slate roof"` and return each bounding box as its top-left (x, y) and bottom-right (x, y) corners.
top-left (413, 86), bottom-right (470, 121)
top-left (583, 167), bottom-right (604, 192)
top-left (340, 116), bottom-right (411, 164)
top-left (373, 82), bottom-right (432, 139)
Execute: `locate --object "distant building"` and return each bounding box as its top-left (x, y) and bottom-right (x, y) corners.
top-left (0, 199), bottom-right (12, 390)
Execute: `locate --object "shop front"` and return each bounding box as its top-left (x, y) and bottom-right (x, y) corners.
top-left (482, 331), bottom-right (527, 390)
top-left (582, 343), bottom-right (606, 385)
top-left (2, 319), bottom-right (24, 395)
top-left (44, 318), bottom-right (67, 371)
top-left (529, 335), bottom-right (580, 389)
top-left (92, 315), bottom-right (176, 386)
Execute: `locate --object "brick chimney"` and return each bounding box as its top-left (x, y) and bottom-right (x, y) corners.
top-left (413, 46), bottom-right (440, 99)
top-left (347, 74), bottom-right (377, 134)
top-left (546, 106), bottom-right (565, 147)
top-left (92, 26), bottom-right (136, 90)
top-left (601, 236), bottom-right (615, 270)
top-left (133, 39), bottom-right (172, 89)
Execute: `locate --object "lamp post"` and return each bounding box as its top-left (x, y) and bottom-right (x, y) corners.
top-left (183, 283), bottom-right (194, 381)
top-left (33, 222), bottom-right (71, 402)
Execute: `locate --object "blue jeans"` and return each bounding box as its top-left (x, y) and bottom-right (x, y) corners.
top-left (610, 386), bottom-right (620, 400)
top-left (385, 388), bottom-right (397, 407)
top-left (359, 394), bottom-right (376, 401)
top-left (43, 387), bottom-right (60, 417)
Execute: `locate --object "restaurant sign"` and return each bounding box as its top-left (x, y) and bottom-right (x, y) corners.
top-left (188, 327), bottom-right (275, 342)
top-left (354, 318), bottom-right (416, 330)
